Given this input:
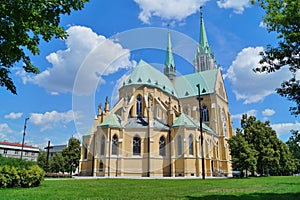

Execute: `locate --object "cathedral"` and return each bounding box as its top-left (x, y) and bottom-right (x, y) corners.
top-left (79, 13), bottom-right (233, 177)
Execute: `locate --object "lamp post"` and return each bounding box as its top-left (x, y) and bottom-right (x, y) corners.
top-left (196, 84), bottom-right (206, 180)
top-left (20, 117), bottom-right (30, 160)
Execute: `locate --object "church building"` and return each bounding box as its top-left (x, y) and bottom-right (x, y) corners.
top-left (79, 13), bottom-right (233, 177)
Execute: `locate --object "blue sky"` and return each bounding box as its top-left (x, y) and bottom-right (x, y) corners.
top-left (1, 0), bottom-right (299, 148)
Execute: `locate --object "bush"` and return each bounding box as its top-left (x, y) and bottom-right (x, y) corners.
top-left (45, 173), bottom-right (72, 178)
top-left (0, 157), bottom-right (45, 188)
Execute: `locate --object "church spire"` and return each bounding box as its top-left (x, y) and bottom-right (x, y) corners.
top-left (194, 8), bottom-right (216, 72)
top-left (164, 27), bottom-right (176, 80)
top-left (199, 9), bottom-right (210, 55)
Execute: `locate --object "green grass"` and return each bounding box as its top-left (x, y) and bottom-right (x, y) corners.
top-left (0, 176), bottom-right (300, 199)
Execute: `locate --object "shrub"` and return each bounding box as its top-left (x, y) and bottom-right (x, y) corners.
top-left (45, 173), bottom-right (72, 178)
top-left (0, 157), bottom-right (45, 188)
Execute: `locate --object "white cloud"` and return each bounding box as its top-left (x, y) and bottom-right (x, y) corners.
top-left (4, 112), bottom-right (23, 119)
top-left (134, 0), bottom-right (208, 24)
top-left (0, 123), bottom-right (13, 139)
top-left (225, 47), bottom-right (291, 104)
top-left (19, 26), bottom-right (133, 95)
top-left (259, 21), bottom-right (267, 28)
top-left (231, 109), bottom-right (257, 120)
top-left (217, 0), bottom-right (250, 14)
top-left (262, 109), bottom-right (276, 117)
top-left (271, 121), bottom-right (300, 136)
top-left (29, 110), bottom-right (75, 131)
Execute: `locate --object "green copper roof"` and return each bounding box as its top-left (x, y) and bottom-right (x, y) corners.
top-left (165, 30), bottom-right (175, 69)
top-left (123, 60), bottom-right (177, 97)
top-left (99, 114), bottom-right (121, 128)
top-left (172, 113), bottom-right (197, 128)
top-left (173, 68), bottom-right (218, 98)
top-left (198, 12), bottom-right (212, 56)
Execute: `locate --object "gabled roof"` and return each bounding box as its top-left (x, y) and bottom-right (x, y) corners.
top-left (174, 68), bottom-right (218, 98)
top-left (99, 114), bottom-right (121, 128)
top-left (172, 113), bottom-right (217, 135)
top-left (123, 60), bottom-right (177, 97)
top-left (172, 113), bottom-right (197, 128)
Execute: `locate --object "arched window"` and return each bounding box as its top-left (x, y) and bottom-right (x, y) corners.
top-left (133, 136), bottom-right (141, 155)
top-left (201, 105), bottom-right (209, 122)
top-left (177, 135), bottom-right (182, 156)
top-left (99, 160), bottom-right (104, 171)
top-left (100, 135), bottom-right (105, 156)
top-left (159, 136), bottom-right (166, 156)
top-left (83, 146), bottom-right (88, 159)
top-left (136, 95), bottom-right (143, 117)
top-left (189, 135), bottom-right (194, 155)
top-left (222, 109), bottom-right (228, 137)
top-left (112, 134), bottom-right (118, 155)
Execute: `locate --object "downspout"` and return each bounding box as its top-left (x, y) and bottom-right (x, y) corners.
top-left (92, 133), bottom-right (96, 176)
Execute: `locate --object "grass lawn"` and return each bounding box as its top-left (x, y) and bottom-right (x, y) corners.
top-left (0, 176), bottom-right (299, 199)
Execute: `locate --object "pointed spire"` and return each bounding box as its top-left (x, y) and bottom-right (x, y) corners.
top-left (193, 8), bottom-right (216, 72)
top-left (199, 7), bottom-right (210, 54)
top-left (164, 26), bottom-right (176, 80)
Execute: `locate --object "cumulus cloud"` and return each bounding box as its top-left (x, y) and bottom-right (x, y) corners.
top-left (231, 109), bottom-right (258, 120)
top-left (0, 123), bottom-right (13, 139)
top-left (4, 112), bottom-right (23, 119)
top-left (271, 121), bottom-right (300, 136)
top-left (29, 110), bottom-right (75, 131)
top-left (134, 0), bottom-right (208, 24)
top-left (18, 26), bottom-right (133, 95)
top-left (217, 0), bottom-right (250, 14)
top-left (225, 47), bottom-right (291, 104)
top-left (262, 109), bottom-right (276, 117)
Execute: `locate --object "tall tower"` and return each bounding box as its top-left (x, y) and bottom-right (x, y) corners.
top-left (164, 29), bottom-right (176, 80)
top-left (194, 9), bottom-right (216, 72)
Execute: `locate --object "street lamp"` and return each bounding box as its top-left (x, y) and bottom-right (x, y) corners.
top-left (20, 117), bottom-right (30, 160)
top-left (196, 84), bottom-right (206, 180)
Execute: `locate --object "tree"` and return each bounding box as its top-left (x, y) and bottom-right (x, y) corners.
top-left (286, 130), bottom-right (300, 172)
top-left (251, 0), bottom-right (300, 115)
top-left (0, 0), bottom-right (89, 94)
top-left (37, 149), bottom-right (46, 171)
top-left (230, 114), bottom-right (297, 176)
top-left (49, 153), bottom-right (65, 173)
top-left (62, 137), bottom-right (81, 175)
top-left (228, 129), bottom-right (257, 177)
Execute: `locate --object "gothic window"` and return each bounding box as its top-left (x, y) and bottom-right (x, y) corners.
top-left (83, 146), bottom-right (87, 159)
top-left (99, 160), bottom-right (104, 171)
top-left (100, 135), bottom-right (105, 156)
top-left (189, 135), bottom-right (194, 155)
top-left (133, 136), bottom-right (141, 156)
top-left (136, 95), bottom-right (143, 117)
top-left (177, 135), bottom-right (182, 156)
top-left (222, 109), bottom-right (228, 137)
top-left (112, 134), bottom-right (118, 155)
top-left (159, 136), bottom-right (166, 156)
top-left (201, 105), bottom-right (209, 122)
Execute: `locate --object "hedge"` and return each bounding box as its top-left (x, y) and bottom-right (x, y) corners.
top-left (0, 156), bottom-right (45, 188)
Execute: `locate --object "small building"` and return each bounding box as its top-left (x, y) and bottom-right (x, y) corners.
top-left (46, 144), bottom-right (67, 159)
top-left (0, 140), bottom-right (39, 161)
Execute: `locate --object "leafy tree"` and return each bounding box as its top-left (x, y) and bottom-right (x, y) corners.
top-left (231, 114), bottom-right (297, 176)
top-left (251, 0), bottom-right (300, 115)
top-left (49, 153), bottom-right (65, 173)
top-left (37, 149), bottom-right (47, 171)
top-left (228, 129), bottom-right (257, 177)
top-left (62, 137), bottom-right (81, 175)
top-left (0, 0), bottom-right (89, 94)
top-left (286, 130), bottom-right (300, 172)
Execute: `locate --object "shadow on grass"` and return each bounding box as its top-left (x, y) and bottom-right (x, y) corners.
top-left (185, 192), bottom-right (300, 200)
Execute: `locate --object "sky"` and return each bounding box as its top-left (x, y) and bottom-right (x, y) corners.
top-left (1, 0), bottom-right (299, 148)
